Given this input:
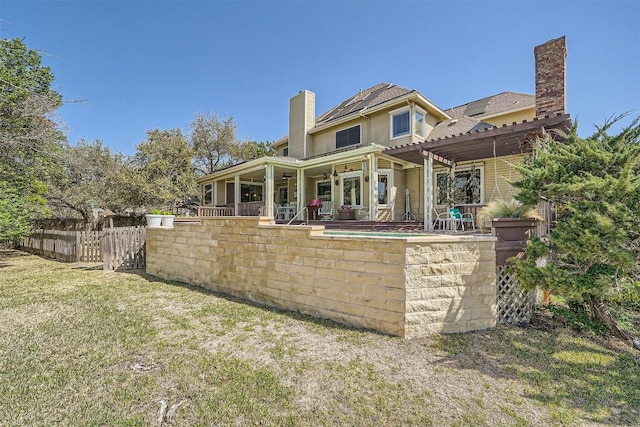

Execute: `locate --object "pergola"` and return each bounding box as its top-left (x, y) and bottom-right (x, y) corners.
top-left (384, 113), bottom-right (571, 230)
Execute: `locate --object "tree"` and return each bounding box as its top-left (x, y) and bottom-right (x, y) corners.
top-left (190, 112), bottom-right (239, 176)
top-left (510, 115), bottom-right (640, 350)
top-left (189, 112), bottom-right (275, 177)
top-left (132, 129), bottom-right (196, 209)
top-left (46, 139), bottom-right (133, 222)
top-left (0, 38), bottom-right (65, 240)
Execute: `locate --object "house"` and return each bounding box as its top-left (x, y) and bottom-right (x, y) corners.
top-left (196, 36), bottom-right (570, 228)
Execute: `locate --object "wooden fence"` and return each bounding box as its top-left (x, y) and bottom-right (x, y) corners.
top-left (18, 227), bottom-right (145, 270)
top-left (102, 226), bottom-right (146, 271)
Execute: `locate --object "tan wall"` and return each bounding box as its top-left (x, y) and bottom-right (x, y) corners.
top-left (483, 108), bottom-right (535, 127)
top-left (146, 217), bottom-right (496, 338)
top-left (306, 105), bottom-right (441, 158)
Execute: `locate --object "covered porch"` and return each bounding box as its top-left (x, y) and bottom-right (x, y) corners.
top-left (197, 145), bottom-right (403, 223)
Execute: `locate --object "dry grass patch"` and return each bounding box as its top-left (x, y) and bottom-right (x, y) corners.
top-left (0, 249), bottom-right (638, 426)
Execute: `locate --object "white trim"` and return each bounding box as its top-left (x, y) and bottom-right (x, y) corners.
top-left (414, 106), bottom-right (427, 139)
top-left (389, 106), bottom-right (411, 140)
top-left (376, 169), bottom-right (393, 208)
top-left (340, 171), bottom-right (363, 208)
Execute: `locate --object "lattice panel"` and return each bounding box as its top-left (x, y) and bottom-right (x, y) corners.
top-left (496, 265), bottom-right (535, 324)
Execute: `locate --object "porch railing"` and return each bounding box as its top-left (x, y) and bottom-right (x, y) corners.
top-left (237, 201), bottom-right (264, 216)
top-left (198, 206), bottom-right (234, 217)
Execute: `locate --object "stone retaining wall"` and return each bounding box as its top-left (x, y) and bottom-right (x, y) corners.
top-left (146, 217), bottom-right (497, 338)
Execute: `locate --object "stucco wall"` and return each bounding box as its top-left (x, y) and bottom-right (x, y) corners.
top-left (146, 217), bottom-right (496, 338)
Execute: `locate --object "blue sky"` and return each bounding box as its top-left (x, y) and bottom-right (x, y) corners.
top-left (1, 0), bottom-right (639, 155)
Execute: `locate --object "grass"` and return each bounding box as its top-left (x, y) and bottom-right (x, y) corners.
top-left (1, 249), bottom-right (639, 426)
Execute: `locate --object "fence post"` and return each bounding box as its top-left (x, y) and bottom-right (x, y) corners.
top-left (75, 231), bottom-right (82, 262)
top-left (102, 229), bottom-right (111, 271)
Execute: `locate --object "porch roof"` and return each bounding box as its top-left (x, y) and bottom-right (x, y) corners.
top-left (384, 113), bottom-right (571, 165)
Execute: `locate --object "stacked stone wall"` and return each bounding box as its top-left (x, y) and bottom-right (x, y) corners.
top-left (146, 217), bottom-right (496, 337)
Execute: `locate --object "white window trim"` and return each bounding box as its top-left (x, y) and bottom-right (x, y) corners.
top-left (377, 169), bottom-right (392, 207)
top-left (340, 171), bottom-right (363, 208)
top-left (414, 106), bottom-right (427, 140)
top-left (389, 107), bottom-right (410, 140)
top-left (434, 164), bottom-right (484, 207)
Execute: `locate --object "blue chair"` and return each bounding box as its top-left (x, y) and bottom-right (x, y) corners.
top-left (449, 208), bottom-right (475, 231)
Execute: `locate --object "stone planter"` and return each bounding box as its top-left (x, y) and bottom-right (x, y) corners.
top-left (145, 214), bottom-right (163, 228)
top-left (491, 217), bottom-right (538, 265)
top-left (337, 209), bottom-right (355, 220)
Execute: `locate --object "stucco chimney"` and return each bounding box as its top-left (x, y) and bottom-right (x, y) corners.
top-left (535, 36), bottom-right (567, 118)
top-left (288, 90), bottom-right (315, 158)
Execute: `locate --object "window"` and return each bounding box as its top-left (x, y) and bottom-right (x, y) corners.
top-left (436, 167), bottom-right (482, 206)
top-left (283, 146), bottom-right (289, 156)
top-left (316, 180), bottom-right (332, 201)
top-left (278, 187), bottom-right (288, 204)
top-left (391, 109), bottom-right (410, 138)
top-left (341, 172), bottom-right (362, 207)
top-left (240, 183), bottom-right (263, 202)
top-left (203, 183), bottom-right (213, 205)
top-left (336, 125), bottom-right (360, 149)
top-left (377, 171), bottom-right (391, 205)
top-left (414, 108), bottom-right (426, 138)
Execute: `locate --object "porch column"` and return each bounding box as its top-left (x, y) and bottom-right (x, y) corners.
top-left (369, 155), bottom-right (377, 220)
top-left (424, 152), bottom-right (433, 231)
top-left (296, 169), bottom-right (305, 218)
top-left (213, 181), bottom-right (218, 206)
top-left (234, 174), bottom-right (240, 216)
top-left (265, 164), bottom-right (274, 218)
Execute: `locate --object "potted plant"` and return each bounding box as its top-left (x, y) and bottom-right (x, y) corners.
top-left (478, 199), bottom-right (543, 265)
top-left (145, 209), bottom-right (164, 228)
top-left (160, 210), bottom-right (175, 227)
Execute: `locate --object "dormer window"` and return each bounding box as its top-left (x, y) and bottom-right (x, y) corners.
top-left (283, 146), bottom-right (289, 156)
top-left (390, 108), bottom-right (410, 138)
top-left (390, 106), bottom-right (427, 140)
top-left (414, 107), bottom-right (426, 139)
top-left (336, 125), bottom-right (360, 149)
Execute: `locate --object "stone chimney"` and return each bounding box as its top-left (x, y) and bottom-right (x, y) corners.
top-left (534, 36), bottom-right (566, 118)
top-left (288, 90), bottom-right (315, 158)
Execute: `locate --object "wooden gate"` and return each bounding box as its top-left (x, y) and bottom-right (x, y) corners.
top-left (102, 226), bottom-right (146, 271)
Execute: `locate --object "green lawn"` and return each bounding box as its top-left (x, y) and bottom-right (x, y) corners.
top-left (0, 249), bottom-right (638, 426)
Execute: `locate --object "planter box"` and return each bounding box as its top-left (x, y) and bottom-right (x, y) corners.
top-left (161, 215), bottom-right (175, 228)
top-left (145, 214), bottom-right (163, 228)
top-left (337, 209), bottom-right (355, 220)
top-left (491, 217), bottom-right (538, 265)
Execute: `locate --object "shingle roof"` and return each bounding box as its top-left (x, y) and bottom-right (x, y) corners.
top-left (445, 92), bottom-right (535, 119)
top-left (314, 83), bottom-right (415, 127)
top-left (426, 117), bottom-right (494, 141)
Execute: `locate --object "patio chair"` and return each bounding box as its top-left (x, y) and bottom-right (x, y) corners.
top-left (274, 203), bottom-right (286, 220)
top-left (357, 208), bottom-right (370, 221)
top-left (432, 208), bottom-right (459, 231)
top-left (318, 201), bottom-right (334, 221)
top-left (449, 207), bottom-right (475, 231)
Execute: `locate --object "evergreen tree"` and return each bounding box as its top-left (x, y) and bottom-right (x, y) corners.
top-left (511, 115), bottom-right (640, 349)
